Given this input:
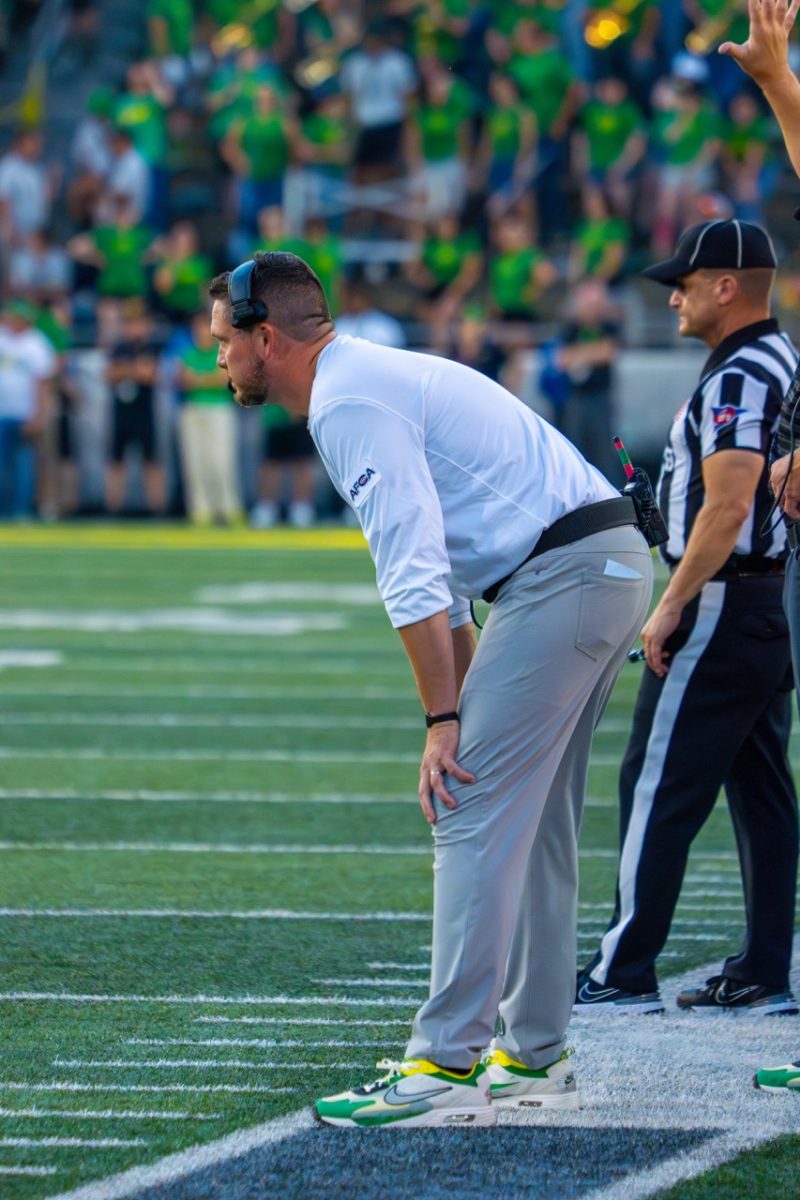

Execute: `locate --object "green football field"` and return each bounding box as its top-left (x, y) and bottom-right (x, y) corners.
top-left (0, 525), bottom-right (798, 1200)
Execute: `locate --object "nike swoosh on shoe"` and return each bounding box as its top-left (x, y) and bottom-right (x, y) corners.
top-left (383, 1084), bottom-right (453, 1106)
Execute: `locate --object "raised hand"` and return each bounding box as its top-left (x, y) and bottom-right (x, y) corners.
top-left (719, 0), bottom-right (800, 87)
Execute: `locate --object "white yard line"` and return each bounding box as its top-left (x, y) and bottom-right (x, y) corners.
top-left (0, 992), bottom-right (422, 1006)
top-left (1, 714), bottom-right (421, 731)
top-left (0, 841), bottom-right (432, 855)
top-left (124, 1038), bottom-right (395, 1049)
top-left (0, 788), bottom-right (414, 805)
top-left (0, 1137), bottom-right (145, 1148)
top-left (0, 1165), bottom-right (59, 1176)
top-left (193, 1017), bottom-right (409, 1027)
top-left (0, 1108), bottom-right (220, 1121)
top-left (0, 909), bottom-right (432, 920)
top-left (0, 747), bottom-right (421, 764)
top-left (0, 1084), bottom-right (292, 1095)
top-left (53, 1060), bottom-right (369, 1072)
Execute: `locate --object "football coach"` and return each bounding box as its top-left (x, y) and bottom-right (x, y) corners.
top-left (209, 252), bottom-right (653, 1128)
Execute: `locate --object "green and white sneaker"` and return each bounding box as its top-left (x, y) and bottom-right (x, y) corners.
top-left (485, 1047), bottom-right (581, 1108)
top-left (754, 1059), bottom-right (800, 1092)
top-left (314, 1058), bottom-right (496, 1128)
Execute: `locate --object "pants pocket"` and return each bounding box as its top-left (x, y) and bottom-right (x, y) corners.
top-left (575, 564), bottom-right (648, 662)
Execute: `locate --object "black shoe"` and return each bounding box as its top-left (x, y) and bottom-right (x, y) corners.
top-left (676, 975), bottom-right (799, 1016)
top-left (574, 976), bottom-right (665, 1014)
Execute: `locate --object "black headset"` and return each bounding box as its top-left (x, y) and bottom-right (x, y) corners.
top-left (228, 259), bottom-right (267, 329)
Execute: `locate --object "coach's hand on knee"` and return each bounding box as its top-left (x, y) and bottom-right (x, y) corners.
top-left (418, 724), bottom-right (475, 825)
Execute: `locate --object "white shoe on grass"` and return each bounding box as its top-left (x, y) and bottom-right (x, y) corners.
top-left (485, 1047), bottom-right (581, 1108)
top-left (314, 1058), bottom-right (496, 1128)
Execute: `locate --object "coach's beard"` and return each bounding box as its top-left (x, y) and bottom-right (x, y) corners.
top-left (228, 370), bottom-right (270, 408)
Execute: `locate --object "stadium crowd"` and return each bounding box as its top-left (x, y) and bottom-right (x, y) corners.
top-left (0, 0), bottom-right (796, 522)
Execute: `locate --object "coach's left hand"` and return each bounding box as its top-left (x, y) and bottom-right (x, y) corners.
top-left (641, 600), bottom-right (681, 678)
top-left (418, 722), bottom-right (475, 826)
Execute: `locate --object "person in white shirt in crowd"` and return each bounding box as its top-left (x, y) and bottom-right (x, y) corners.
top-left (96, 126), bottom-right (152, 226)
top-left (334, 276), bottom-right (407, 348)
top-left (0, 128), bottom-right (54, 246)
top-left (0, 300), bottom-right (57, 519)
top-left (340, 19), bottom-right (416, 186)
top-left (209, 251), bottom-right (653, 1128)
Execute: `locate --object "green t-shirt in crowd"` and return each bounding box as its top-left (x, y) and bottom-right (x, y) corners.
top-left (493, 1), bottom-right (567, 38)
top-left (238, 111), bottom-right (290, 181)
top-left (490, 247), bottom-right (545, 314)
top-left (148, 0), bottom-right (193, 57)
top-left (485, 103), bottom-right (527, 160)
top-left (414, 0), bottom-right (477, 63)
top-left (93, 225), bottom-right (153, 298)
top-left (422, 231), bottom-right (482, 287)
top-left (156, 253), bottom-right (215, 315)
top-left (35, 309), bottom-right (70, 354)
top-left (205, 63), bottom-right (288, 142)
top-left (581, 98), bottom-right (642, 171)
top-left (724, 113), bottom-right (772, 163)
top-left (653, 101), bottom-right (721, 167)
top-left (301, 111), bottom-right (351, 172)
top-left (113, 93), bottom-right (168, 168)
top-left (180, 342), bottom-right (229, 404)
top-left (302, 236), bottom-right (343, 315)
top-left (415, 103), bottom-right (468, 163)
top-left (508, 47), bottom-right (575, 137)
top-left (574, 216), bottom-right (630, 276)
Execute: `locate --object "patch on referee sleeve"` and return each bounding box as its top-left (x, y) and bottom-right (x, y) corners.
top-left (348, 464), bottom-right (381, 508)
top-left (711, 404), bottom-right (746, 428)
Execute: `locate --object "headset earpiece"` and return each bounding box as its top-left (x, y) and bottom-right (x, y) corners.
top-left (228, 260), bottom-right (267, 329)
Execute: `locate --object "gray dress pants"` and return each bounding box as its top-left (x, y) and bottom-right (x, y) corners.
top-left (406, 525), bottom-right (653, 1070)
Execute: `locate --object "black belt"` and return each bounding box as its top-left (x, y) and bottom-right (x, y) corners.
top-left (787, 524), bottom-right (800, 551)
top-left (482, 497), bottom-right (638, 604)
top-left (709, 554), bottom-right (786, 582)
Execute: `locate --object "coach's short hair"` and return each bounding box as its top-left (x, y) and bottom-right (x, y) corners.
top-left (209, 251), bottom-right (332, 342)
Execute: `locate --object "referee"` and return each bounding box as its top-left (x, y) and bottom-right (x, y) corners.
top-left (576, 219), bottom-right (800, 1015)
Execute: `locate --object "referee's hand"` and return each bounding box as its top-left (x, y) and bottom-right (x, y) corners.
top-left (641, 601), bottom-right (681, 678)
top-left (418, 723), bottom-right (475, 826)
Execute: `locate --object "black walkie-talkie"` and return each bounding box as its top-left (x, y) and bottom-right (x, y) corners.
top-left (613, 436), bottom-right (669, 549)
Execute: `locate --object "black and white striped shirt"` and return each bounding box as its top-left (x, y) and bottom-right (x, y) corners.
top-left (658, 318), bottom-right (798, 562)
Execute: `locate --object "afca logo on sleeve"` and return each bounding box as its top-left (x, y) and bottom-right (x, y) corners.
top-left (349, 464), bottom-right (381, 509)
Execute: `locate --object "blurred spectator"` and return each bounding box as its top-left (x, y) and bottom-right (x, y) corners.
top-left (113, 61), bottom-right (174, 229)
top-left (99, 125), bottom-right (152, 226)
top-left (0, 300), bottom-right (56, 520)
top-left (295, 87), bottom-right (354, 226)
top-left (447, 302), bottom-right (506, 382)
top-left (0, 128), bottom-right (54, 246)
top-left (222, 83), bottom-right (298, 243)
top-left (407, 57), bottom-right (474, 220)
top-left (488, 213), bottom-right (558, 323)
top-left (152, 219), bottom-right (214, 323)
top-left (250, 404), bottom-right (317, 529)
top-left (473, 73), bottom-right (537, 221)
top-left (404, 214), bottom-right (483, 347)
top-left (105, 299), bottom-right (165, 515)
top-left (555, 277), bottom-right (620, 480)
top-left (336, 277), bottom-right (407, 347)
top-left (8, 229), bottom-right (73, 304)
top-left (568, 191), bottom-right (630, 282)
top-left (205, 0), bottom-right (295, 60)
top-left (720, 92), bottom-right (777, 224)
top-left (583, 1), bottom-right (662, 106)
top-left (177, 308), bottom-right (242, 525)
top-left (340, 19), bottom-right (417, 185)
top-left (68, 86), bottom-right (114, 225)
top-left (650, 70), bottom-right (721, 255)
top-left (499, 17), bottom-right (582, 242)
top-left (147, 0), bottom-right (193, 61)
top-left (68, 198), bottom-right (155, 344)
top-left (574, 76), bottom-right (646, 220)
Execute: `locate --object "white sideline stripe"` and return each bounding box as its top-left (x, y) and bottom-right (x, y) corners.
top-left (0, 1137), bottom-right (145, 1148)
top-left (312, 977), bottom-right (428, 987)
top-left (126, 1038), bottom-right (390, 1049)
top-left (0, 841), bottom-right (433, 856)
top-left (0, 992), bottom-right (421, 1006)
top-left (194, 1017), bottom-right (410, 1027)
top-left (41, 1109), bottom-right (314, 1200)
top-left (0, 747), bottom-right (421, 764)
top-left (0, 909), bottom-right (432, 920)
top-left (0, 686), bottom-right (409, 701)
top-left (1, 713), bottom-right (421, 731)
top-left (0, 1084), bottom-right (292, 1095)
top-left (0, 788), bottom-right (415, 806)
top-left (0, 1165), bottom-right (58, 1176)
top-left (0, 1107), bottom-right (220, 1121)
top-left (54, 1060), bottom-right (367, 1072)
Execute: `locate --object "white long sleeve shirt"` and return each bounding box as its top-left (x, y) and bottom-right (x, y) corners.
top-left (309, 336), bottom-right (617, 629)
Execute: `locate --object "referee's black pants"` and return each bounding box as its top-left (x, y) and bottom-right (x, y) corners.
top-left (587, 574), bottom-right (798, 994)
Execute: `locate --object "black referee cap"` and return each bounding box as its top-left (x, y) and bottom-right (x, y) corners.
top-left (643, 220), bottom-right (778, 286)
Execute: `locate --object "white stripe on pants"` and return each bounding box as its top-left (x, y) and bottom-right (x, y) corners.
top-left (405, 526), bottom-right (653, 1070)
